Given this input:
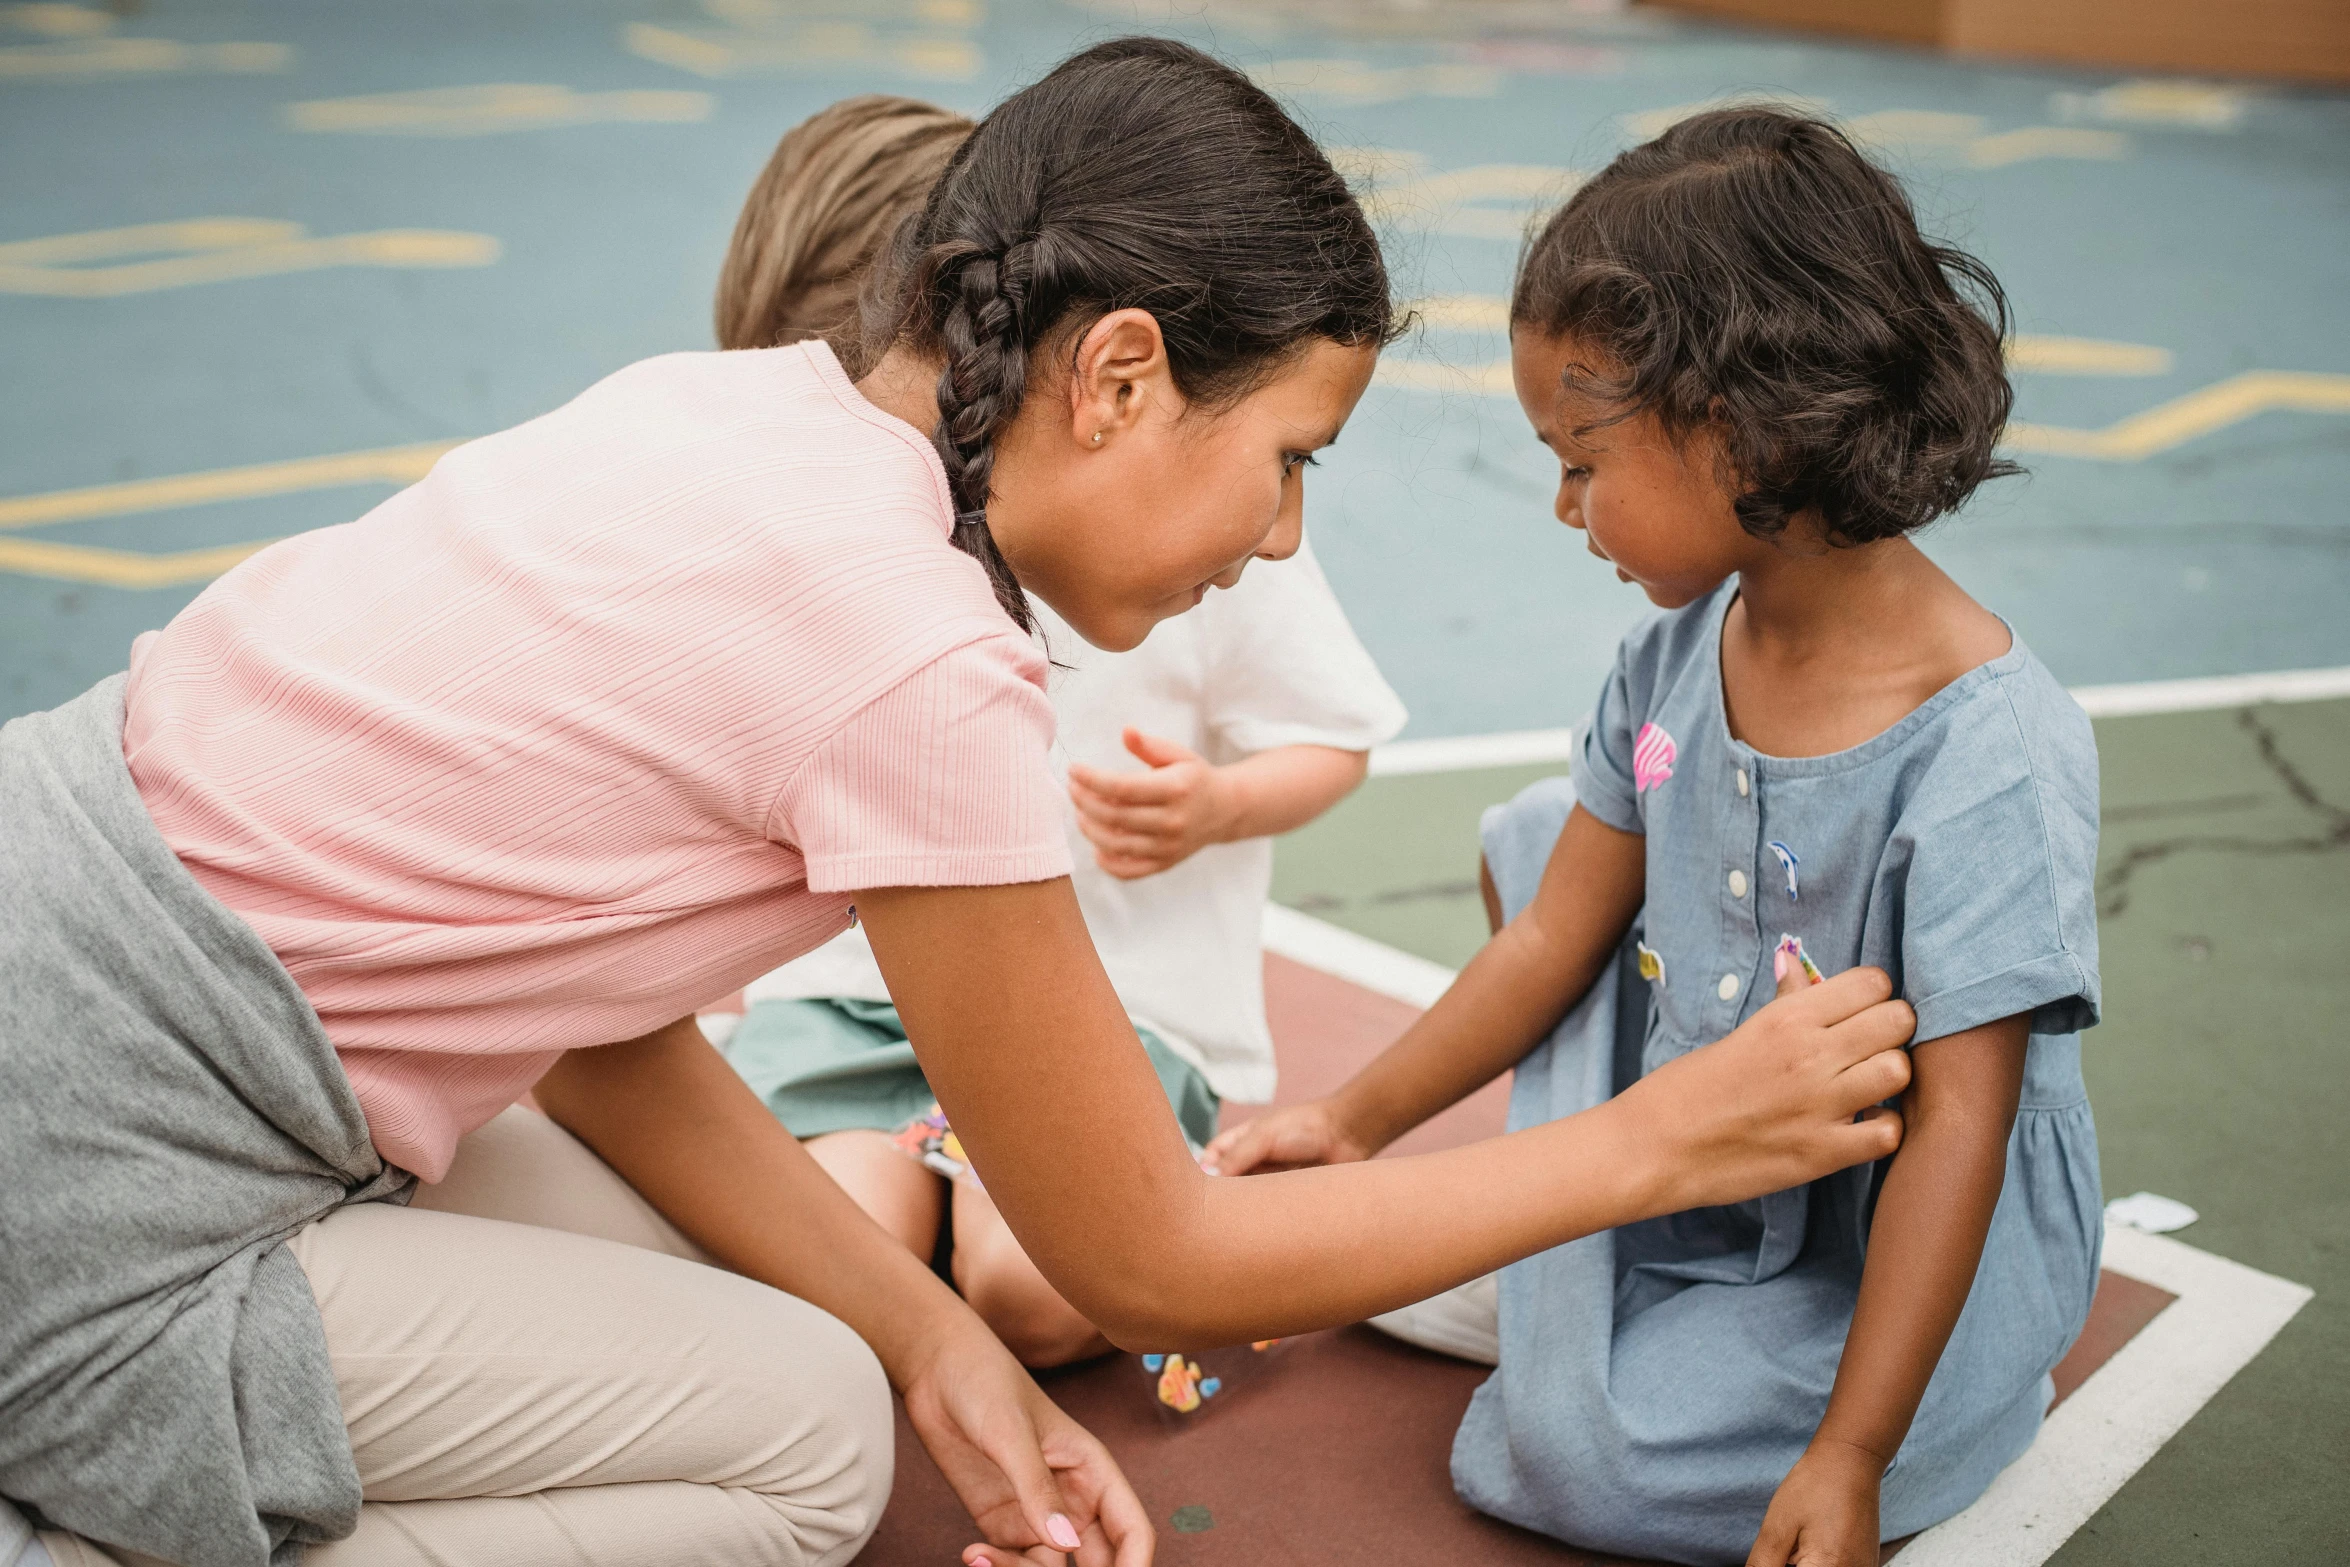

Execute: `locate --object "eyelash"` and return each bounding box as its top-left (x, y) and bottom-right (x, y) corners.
top-left (1562, 464), bottom-right (1591, 481)
top-left (1285, 452), bottom-right (1321, 473)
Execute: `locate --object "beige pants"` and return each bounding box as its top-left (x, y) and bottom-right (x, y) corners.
top-left (41, 1109), bottom-right (893, 1567)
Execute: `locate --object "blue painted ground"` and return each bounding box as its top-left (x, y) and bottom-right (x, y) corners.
top-left (3, 0), bottom-right (2347, 734)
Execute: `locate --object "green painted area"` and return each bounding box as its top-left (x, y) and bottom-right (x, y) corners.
top-left (1273, 697), bottom-right (2350, 1560)
top-left (1169, 1504), bottom-right (1215, 1534)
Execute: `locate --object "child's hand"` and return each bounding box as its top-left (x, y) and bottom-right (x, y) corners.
top-left (1747, 1439), bottom-right (1883, 1567)
top-left (1202, 1097), bottom-right (1373, 1175)
top-left (1067, 728), bottom-right (1239, 880)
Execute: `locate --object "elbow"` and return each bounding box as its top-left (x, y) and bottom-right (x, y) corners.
top-left (1074, 1267), bottom-right (1208, 1352)
top-left (1051, 1227), bottom-right (1231, 1350)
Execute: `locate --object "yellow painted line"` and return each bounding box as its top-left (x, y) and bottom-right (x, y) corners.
top-left (1966, 126), bottom-right (2129, 167)
top-left (624, 20), bottom-right (980, 81)
top-left (2004, 371), bottom-right (2350, 460)
top-left (2007, 335), bottom-right (2173, 377)
top-left (1373, 356), bottom-right (1516, 397)
top-left (285, 83), bottom-right (711, 136)
top-left (624, 23), bottom-right (735, 78)
top-left (8, 5), bottom-right (117, 39)
top-left (0, 218), bottom-right (304, 267)
top-left (0, 36), bottom-right (289, 76)
top-left (0, 535), bottom-right (274, 589)
top-left (1407, 295), bottom-right (1511, 333)
top-left (0, 227), bottom-right (498, 297)
top-left (0, 441), bottom-right (459, 532)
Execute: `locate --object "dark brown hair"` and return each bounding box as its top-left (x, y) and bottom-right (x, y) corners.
top-left (867, 36), bottom-right (1396, 629)
top-left (1512, 107), bottom-right (2019, 545)
top-left (713, 95), bottom-right (972, 358)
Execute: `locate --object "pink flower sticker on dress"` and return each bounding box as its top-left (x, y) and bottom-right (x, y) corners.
top-left (1633, 722), bottom-right (1677, 794)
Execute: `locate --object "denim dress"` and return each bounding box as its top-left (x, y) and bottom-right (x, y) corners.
top-left (1450, 584), bottom-right (2105, 1565)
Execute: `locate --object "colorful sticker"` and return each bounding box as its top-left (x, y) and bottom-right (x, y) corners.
top-left (1156, 1353), bottom-right (1213, 1412)
top-left (1636, 941), bottom-right (1667, 985)
top-left (889, 1103), bottom-right (981, 1186)
top-left (1774, 933), bottom-right (1824, 986)
top-left (1767, 840), bottom-right (1800, 901)
top-left (1633, 723), bottom-right (1678, 794)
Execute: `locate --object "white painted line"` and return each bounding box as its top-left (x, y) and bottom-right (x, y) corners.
top-left (1368, 726), bottom-right (1577, 776)
top-left (1260, 903), bottom-right (1457, 1010)
top-left (1898, 1224), bottom-right (2313, 1567)
top-left (1363, 666), bottom-right (2350, 778)
top-left (2069, 664), bottom-right (2350, 717)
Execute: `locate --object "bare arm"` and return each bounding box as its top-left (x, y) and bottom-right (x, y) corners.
top-left (859, 858), bottom-right (1914, 1350)
top-left (1331, 803), bottom-right (1645, 1154)
top-left (535, 1022), bottom-right (1153, 1566)
top-left (1206, 803), bottom-right (1645, 1174)
top-left (1067, 731), bottom-right (1365, 879)
top-left (1748, 1013), bottom-right (2030, 1567)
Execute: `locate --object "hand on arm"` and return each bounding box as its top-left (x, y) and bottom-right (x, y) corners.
top-left (1747, 1013), bottom-right (2030, 1567)
top-left (1067, 729), bottom-right (1366, 879)
top-left (535, 1021), bottom-right (1151, 1567)
top-left (861, 849), bottom-right (1914, 1349)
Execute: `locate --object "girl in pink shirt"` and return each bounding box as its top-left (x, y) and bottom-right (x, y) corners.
top-left (3, 38), bottom-right (1917, 1567)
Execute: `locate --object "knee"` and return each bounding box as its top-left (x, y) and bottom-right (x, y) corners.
top-left (955, 1250), bottom-right (1109, 1369)
top-left (769, 1304), bottom-right (895, 1567)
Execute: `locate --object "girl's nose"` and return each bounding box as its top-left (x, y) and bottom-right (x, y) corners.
top-left (1258, 487), bottom-right (1305, 561)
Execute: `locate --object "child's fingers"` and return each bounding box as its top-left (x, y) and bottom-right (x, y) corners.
top-left (1070, 793), bottom-right (1181, 837)
top-left (1070, 764), bottom-right (1191, 807)
top-left (1077, 821), bottom-right (1176, 864)
top-left (1202, 1119), bottom-right (1270, 1176)
top-left (1123, 726), bottom-right (1203, 770)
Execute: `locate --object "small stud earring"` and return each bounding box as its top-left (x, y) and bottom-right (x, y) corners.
top-left (1091, 431), bottom-right (1104, 445)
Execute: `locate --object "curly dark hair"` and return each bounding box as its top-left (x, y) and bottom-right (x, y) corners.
top-left (865, 37), bottom-right (1397, 630)
top-left (1511, 107), bottom-right (2020, 546)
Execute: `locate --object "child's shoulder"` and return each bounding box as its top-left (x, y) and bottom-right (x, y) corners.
top-left (1909, 638), bottom-right (2098, 823)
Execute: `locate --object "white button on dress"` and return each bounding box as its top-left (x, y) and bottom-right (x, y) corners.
top-left (1735, 768), bottom-right (1750, 797)
top-left (1717, 973), bottom-right (1740, 1000)
top-left (1728, 869), bottom-right (1748, 898)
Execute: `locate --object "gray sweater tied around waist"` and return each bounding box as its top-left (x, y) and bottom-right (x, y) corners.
top-left (0, 675), bottom-right (411, 1567)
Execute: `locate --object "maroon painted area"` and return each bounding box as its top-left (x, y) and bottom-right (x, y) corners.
top-left (852, 958), bottom-right (2173, 1565)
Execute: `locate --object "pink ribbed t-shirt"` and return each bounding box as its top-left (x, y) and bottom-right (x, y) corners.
top-left (123, 344), bottom-right (1070, 1180)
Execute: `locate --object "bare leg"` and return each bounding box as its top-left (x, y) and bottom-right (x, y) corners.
top-left (1480, 853), bottom-right (1505, 934)
top-left (950, 1178), bottom-right (1113, 1369)
top-left (806, 1129), bottom-right (946, 1260)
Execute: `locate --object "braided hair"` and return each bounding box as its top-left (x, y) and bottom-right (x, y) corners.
top-left (866, 37), bottom-right (1396, 630)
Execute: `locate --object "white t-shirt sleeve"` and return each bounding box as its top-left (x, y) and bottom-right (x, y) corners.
top-left (1201, 536), bottom-right (1408, 759)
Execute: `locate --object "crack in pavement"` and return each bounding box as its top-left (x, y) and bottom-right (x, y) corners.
top-left (2096, 708), bottom-right (2350, 919)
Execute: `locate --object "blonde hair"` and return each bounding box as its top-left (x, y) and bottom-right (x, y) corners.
top-left (713, 94), bottom-right (973, 362)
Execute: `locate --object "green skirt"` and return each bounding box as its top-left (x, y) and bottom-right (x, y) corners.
top-left (724, 997), bottom-right (1221, 1152)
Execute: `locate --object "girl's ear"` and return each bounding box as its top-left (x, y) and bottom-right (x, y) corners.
top-left (1066, 308), bottom-right (1173, 448)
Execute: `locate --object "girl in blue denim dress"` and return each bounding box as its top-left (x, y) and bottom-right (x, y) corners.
top-left (1207, 108), bottom-right (2102, 1566)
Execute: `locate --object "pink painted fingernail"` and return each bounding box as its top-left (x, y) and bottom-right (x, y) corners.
top-left (1773, 948), bottom-right (1790, 982)
top-left (1047, 1513), bottom-right (1083, 1550)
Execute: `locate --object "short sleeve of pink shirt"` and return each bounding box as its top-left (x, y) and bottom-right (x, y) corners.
top-left (123, 343), bottom-right (1070, 1180)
